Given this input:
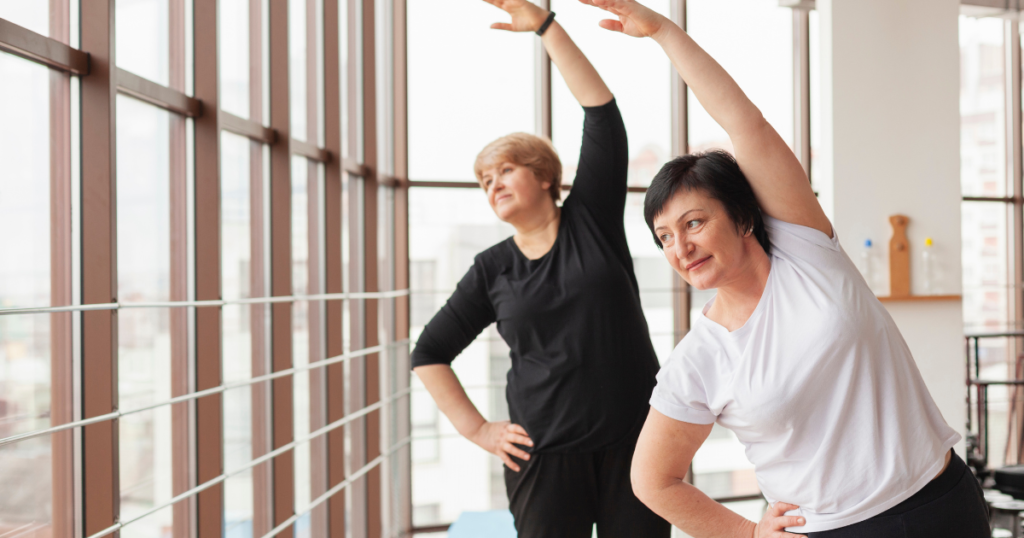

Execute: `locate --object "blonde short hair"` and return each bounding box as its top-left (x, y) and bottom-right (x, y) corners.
top-left (473, 133), bottom-right (562, 201)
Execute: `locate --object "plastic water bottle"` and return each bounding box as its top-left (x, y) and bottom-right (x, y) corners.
top-left (860, 239), bottom-right (874, 291)
top-left (922, 237), bottom-right (935, 295)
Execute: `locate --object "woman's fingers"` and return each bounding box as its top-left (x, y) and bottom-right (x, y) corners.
top-left (506, 423), bottom-right (530, 437)
top-left (506, 433), bottom-right (533, 447)
top-left (781, 516), bottom-right (806, 528)
top-left (598, 19), bottom-right (624, 33)
top-left (770, 502), bottom-right (800, 516)
top-left (490, 22), bottom-right (514, 31)
top-left (500, 451), bottom-right (520, 472)
top-left (503, 442), bottom-right (531, 460)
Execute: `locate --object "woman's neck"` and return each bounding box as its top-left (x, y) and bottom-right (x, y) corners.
top-left (707, 244), bottom-right (772, 332)
top-left (512, 204), bottom-right (561, 260)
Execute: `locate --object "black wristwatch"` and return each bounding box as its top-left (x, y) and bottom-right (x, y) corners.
top-left (536, 11), bottom-right (556, 36)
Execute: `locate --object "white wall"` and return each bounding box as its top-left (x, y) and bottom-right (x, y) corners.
top-left (819, 0), bottom-right (966, 454)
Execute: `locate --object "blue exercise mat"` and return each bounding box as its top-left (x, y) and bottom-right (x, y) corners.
top-left (447, 510), bottom-right (516, 538)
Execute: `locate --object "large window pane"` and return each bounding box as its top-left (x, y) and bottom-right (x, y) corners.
top-left (0, 52), bottom-right (52, 442)
top-left (962, 201), bottom-right (1011, 332)
top-left (221, 0), bottom-right (251, 118)
top-left (223, 131), bottom-right (254, 383)
top-left (291, 157), bottom-right (313, 525)
top-left (687, 0), bottom-right (792, 153)
top-left (624, 193), bottom-right (676, 362)
top-left (221, 131), bottom-right (257, 536)
top-left (0, 435), bottom-right (54, 534)
top-left (809, 9), bottom-right (822, 193)
top-left (116, 96), bottom-right (173, 524)
top-left (0, 3), bottom-right (48, 36)
top-left (0, 53), bottom-right (50, 313)
top-left (408, 1), bottom-right (534, 181)
top-left (116, 0), bottom-right (170, 86)
top-left (409, 188), bottom-right (514, 525)
top-left (960, 16), bottom-right (1006, 198)
top-left (290, 0), bottom-right (308, 141)
top-left (551, 0), bottom-right (671, 188)
top-left (962, 199), bottom-right (1012, 467)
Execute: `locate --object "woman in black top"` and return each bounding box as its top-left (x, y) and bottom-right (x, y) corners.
top-left (411, 1), bottom-right (667, 536)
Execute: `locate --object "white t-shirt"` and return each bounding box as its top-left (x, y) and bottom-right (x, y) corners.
top-left (650, 216), bottom-right (960, 533)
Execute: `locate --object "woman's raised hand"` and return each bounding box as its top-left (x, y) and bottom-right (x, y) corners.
top-left (754, 502), bottom-right (808, 538)
top-left (578, 0), bottom-right (667, 38)
top-left (469, 420), bottom-right (535, 472)
top-left (483, 0), bottom-right (550, 33)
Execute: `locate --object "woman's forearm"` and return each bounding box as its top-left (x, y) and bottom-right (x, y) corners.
top-left (650, 21), bottom-right (763, 143)
top-left (639, 481), bottom-right (755, 538)
top-left (541, 21), bottom-right (614, 107)
top-left (414, 364), bottom-right (486, 439)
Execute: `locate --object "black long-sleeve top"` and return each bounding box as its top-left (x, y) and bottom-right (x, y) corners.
top-left (411, 100), bottom-right (661, 453)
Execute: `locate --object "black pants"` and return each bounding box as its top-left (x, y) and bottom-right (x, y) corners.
top-left (808, 450), bottom-right (990, 538)
top-left (504, 439), bottom-right (670, 538)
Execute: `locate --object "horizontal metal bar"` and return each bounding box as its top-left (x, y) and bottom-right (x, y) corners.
top-left (220, 110), bottom-right (277, 144)
top-left (262, 436), bottom-right (413, 538)
top-left (118, 299), bottom-right (225, 309)
top-left (0, 411), bottom-right (119, 448)
top-left (0, 17), bottom-right (89, 75)
top-left (411, 525), bottom-right (452, 535)
top-left (407, 180), bottom-right (479, 189)
top-left (962, 196), bottom-right (1019, 203)
top-left (970, 379), bottom-right (1024, 386)
top-left (965, 330), bottom-right (1024, 338)
top-left (0, 302), bottom-right (118, 316)
top-left (0, 340), bottom-right (410, 448)
top-left (292, 138), bottom-right (332, 163)
top-left (85, 397), bottom-right (413, 538)
top-left (116, 68), bottom-right (202, 118)
top-left (406, 180), bottom-right (649, 194)
top-left (0, 290), bottom-right (410, 316)
top-left (707, 493), bottom-right (766, 504)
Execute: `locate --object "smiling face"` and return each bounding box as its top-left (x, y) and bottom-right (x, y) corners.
top-left (652, 188), bottom-right (763, 290)
top-left (478, 161), bottom-right (553, 223)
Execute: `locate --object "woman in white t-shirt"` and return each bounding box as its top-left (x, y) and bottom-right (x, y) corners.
top-left (581, 1), bottom-right (990, 537)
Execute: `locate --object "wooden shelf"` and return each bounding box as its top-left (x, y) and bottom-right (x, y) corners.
top-left (877, 294), bottom-right (961, 303)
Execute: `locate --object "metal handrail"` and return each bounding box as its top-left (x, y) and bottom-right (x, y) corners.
top-left (0, 339), bottom-right (410, 448)
top-left (965, 331), bottom-right (1024, 472)
top-left (85, 390), bottom-right (413, 538)
top-left (0, 289), bottom-right (410, 316)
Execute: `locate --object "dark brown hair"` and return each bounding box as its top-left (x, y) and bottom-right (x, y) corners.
top-left (644, 150), bottom-right (770, 253)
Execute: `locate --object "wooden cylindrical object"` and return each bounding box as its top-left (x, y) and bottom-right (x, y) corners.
top-left (889, 214), bottom-right (911, 297)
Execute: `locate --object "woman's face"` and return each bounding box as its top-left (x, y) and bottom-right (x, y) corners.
top-left (479, 161), bottom-right (552, 223)
top-left (652, 188), bottom-right (760, 291)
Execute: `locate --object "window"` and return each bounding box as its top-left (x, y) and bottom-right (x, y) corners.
top-left (0, 0), bottom-right (410, 535)
top-left (960, 14), bottom-right (1017, 470)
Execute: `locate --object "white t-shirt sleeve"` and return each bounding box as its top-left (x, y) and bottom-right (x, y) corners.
top-left (763, 215), bottom-right (841, 263)
top-left (649, 346), bottom-right (718, 425)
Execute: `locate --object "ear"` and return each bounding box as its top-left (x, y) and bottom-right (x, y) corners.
top-left (541, 181), bottom-right (551, 191)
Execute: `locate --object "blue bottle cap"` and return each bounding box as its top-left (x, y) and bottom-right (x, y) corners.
top-left (865, 239), bottom-right (872, 248)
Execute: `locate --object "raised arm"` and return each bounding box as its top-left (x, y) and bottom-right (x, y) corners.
top-left (485, 0), bottom-right (613, 107)
top-left (580, 0), bottom-right (831, 238)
